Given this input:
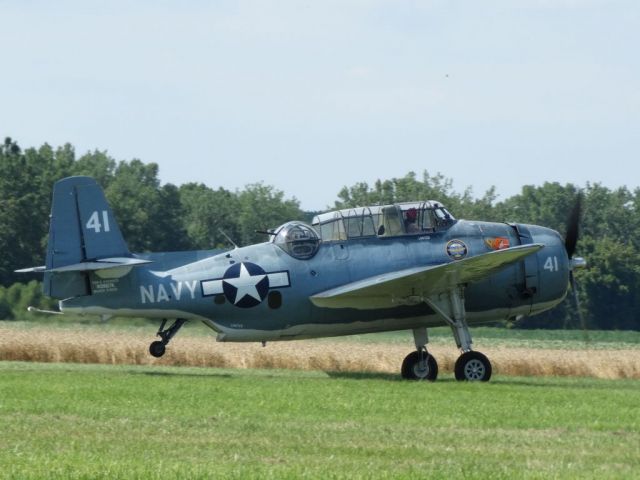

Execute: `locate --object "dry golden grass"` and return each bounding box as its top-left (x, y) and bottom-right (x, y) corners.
top-left (1, 323), bottom-right (639, 379)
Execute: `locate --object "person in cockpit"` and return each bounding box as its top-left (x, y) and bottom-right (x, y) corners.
top-left (404, 208), bottom-right (420, 233)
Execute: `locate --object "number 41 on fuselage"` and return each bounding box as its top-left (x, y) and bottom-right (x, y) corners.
top-left (17, 176), bottom-right (586, 382)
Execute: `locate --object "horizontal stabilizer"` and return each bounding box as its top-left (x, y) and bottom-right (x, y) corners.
top-left (27, 306), bottom-right (64, 315)
top-left (16, 257), bottom-right (152, 274)
top-left (15, 266), bottom-right (46, 273)
top-left (311, 243), bottom-right (544, 310)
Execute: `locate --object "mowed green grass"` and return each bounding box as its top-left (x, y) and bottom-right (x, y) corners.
top-left (1, 362), bottom-right (638, 479)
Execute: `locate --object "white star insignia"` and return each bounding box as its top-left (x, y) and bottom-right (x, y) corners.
top-left (223, 263), bottom-right (267, 305)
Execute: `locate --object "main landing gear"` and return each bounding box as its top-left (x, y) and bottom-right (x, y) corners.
top-left (149, 318), bottom-right (187, 358)
top-left (401, 287), bottom-right (492, 382)
top-left (454, 351), bottom-right (492, 381)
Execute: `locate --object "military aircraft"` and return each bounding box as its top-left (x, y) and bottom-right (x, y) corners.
top-left (18, 176), bottom-right (586, 382)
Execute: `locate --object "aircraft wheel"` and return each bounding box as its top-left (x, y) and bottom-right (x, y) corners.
top-left (149, 341), bottom-right (166, 358)
top-left (401, 351), bottom-right (438, 381)
top-left (454, 351), bottom-right (492, 382)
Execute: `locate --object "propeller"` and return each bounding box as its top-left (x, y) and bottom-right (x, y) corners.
top-left (564, 192), bottom-right (588, 341)
top-left (565, 193), bottom-right (582, 259)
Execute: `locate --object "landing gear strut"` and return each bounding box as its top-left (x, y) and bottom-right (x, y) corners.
top-left (423, 286), bottom-right (493, 382)
top-left (401, 327), bottom-right (438, 381)
top-left (149, 318), bottom-right (187, 358)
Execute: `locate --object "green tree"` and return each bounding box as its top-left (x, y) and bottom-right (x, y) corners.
top-left (333, 170), bottom-right (499, 221)
top-left (179, 183), bottom-right (240, 249)
top-left (105, 160), bottom-right (188, 252)
top-left (493, 182), bottom-right (581, 233)
top-left (152, 183), bottom-right (191, 251)
top-left (334, 171), bottom-right (465, 209)
top-left (456, 186), bottom-right (501, 221)
top-left (236, 183), bottom-right (303, 246)
top-left (0, 281), bottom-right (57, 320)
top-left (581, 183), bottom-right (634, 243)
top-left (0, 139), bottom-right (74, 284)
top-left (0, 286), bottom-right (14, 320)
top-left (72, 150), bottom-right (116, 187)
top-left (576, 237), bottom-right (640, 330)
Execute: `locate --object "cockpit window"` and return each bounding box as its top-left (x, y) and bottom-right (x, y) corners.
top-left (397, 204), bottom-right (455, 235)
top-left (377, 206), bottom-right (404, 236)
top-left (398, 205), bottom-right (435, 234)
top-left (434, 207), bottom-right (455, 226)
top-left (344, 208), bottom-right (376, 238)
top-left (319, 217), bottom-right (346, 241)
top-left (272, 222), bottom-right (320, 259)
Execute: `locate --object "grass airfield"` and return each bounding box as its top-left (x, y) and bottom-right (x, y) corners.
top-left (1, 321), bottom-right (639, 478)
top-left (1, 361), bottom-right (639, 479)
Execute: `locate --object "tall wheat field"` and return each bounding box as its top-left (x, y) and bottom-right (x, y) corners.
top-left (1, 323), bottom-right (639, 379)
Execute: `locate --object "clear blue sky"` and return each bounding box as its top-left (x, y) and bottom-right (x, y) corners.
top-left (2, 1), bottom-right (638, 210)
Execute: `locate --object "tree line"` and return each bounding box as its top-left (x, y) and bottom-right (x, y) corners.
top-left (1, 138), bottom-right (639, 331)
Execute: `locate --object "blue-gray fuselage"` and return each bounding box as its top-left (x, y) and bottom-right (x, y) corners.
top-left (62, 219), bottom-right (568, 342)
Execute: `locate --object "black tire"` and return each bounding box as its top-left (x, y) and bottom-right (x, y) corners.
top-left (149, 341), bottom-right (166, 358)
top-left (454, 351), bottom-right (492, 381)
top-left (401, 351), bottom-right (438, 381)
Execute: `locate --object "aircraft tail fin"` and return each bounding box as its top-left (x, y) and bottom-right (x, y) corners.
top-left (48, 176), bottom-right (130, 267)
top-left (17, 176), bottom-right (148, 299)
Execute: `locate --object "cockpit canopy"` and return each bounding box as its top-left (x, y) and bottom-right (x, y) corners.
top-left (272, 202), bottom-right (455, 258)
top-left (272, 221), bottom-right (320, 259)
top-left (311, 201), bottom-right (456, 241)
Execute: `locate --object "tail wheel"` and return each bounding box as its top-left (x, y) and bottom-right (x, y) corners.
top-left (454, 351), bottom-right (492, 381)
top-left (401, 351), bottom-right (438, 381)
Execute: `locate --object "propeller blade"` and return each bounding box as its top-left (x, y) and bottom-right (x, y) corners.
top-left (565, 193), bottom-right (583, 259)
top-left (570, 271), bottom-right (590, 343)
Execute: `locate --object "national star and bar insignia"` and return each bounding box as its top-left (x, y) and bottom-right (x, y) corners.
top-left (200, 262), bottom-right (291, 308)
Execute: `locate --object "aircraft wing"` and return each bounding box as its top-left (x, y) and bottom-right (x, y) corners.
top-left (310, 243), bottom-right (544, 310)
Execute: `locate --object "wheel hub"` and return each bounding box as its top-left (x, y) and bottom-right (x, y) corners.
top-left (464, 359), bottom-right (485, 380)
top-left (413, 360), bottom-right (430, 378)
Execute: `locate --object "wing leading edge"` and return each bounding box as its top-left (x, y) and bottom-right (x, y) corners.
top-left (310, 243), bottom-right (544, 310)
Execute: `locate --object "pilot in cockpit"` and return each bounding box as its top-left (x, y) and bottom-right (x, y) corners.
top-left (404, 208), bottom-right (420, 233)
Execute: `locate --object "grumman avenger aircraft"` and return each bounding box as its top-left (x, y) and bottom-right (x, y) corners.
top-left (18, 176), bottom-right (586, 382)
